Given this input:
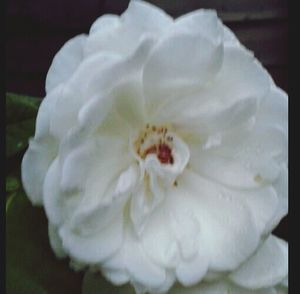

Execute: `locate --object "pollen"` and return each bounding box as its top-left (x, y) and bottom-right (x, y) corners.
top-left (135, 124), bottom-right (174, 165)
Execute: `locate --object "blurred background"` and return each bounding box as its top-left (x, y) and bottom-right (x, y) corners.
top-left (6, 0), bottom-right (288, 240)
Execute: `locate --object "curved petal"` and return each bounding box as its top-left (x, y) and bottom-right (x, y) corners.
top-left (264, 166), bottom-right (288, 233)
top-left (43, 157), bottom-right (82, 228)
top-left (21, 137), bottom-right (57, 205)
top-left (210, 44), bottom-right (271, 105)
top-left (143, 29), bottom-right (223, 115)
top-left (48, 223), bottom-right (67, 258)
top-left (21, 87), bottom-right (61, 205)
top-left (49, 53), bottom-right (121, 140)
top-left (229, 235), bottom-right (288, 289)
top-left (46, 34), bottom-right (87, 93)
top-left (59, 214), bottom-right (124, 264)
top-left (79, 37), bottom-right (155, 133)
top-left (256, 85), bottom-right (288, 141)
top-left (102, 230), bottom-right (171, 293)
top-left (169, 280), bottom-right (277, 294)
top-left (167, 43), bottom-right (270, 127)
top-left (175, 170), bottom-right (260, 271)
top-left (89, 14), bottom-right (120, 35)
top-left (84, 0), bottom-right (172, 57)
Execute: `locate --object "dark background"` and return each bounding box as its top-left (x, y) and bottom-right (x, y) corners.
top-left (6, 0), bottom-right (288, 241)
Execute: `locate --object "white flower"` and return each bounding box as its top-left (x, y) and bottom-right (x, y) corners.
top-left (21, 1), bottom-right (288, 293)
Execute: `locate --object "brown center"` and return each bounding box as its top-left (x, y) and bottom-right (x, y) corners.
top-left (144, 143), bottom-right (174, 164)
top-left (135, 124), bottom-right (174, 165)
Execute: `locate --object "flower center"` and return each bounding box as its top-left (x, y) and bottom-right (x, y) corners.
top-left (135, 124), bottom-right (174, 165)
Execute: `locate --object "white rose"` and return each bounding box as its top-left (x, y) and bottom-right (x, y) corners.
top-left (21, 1), bottom-right (288, 293)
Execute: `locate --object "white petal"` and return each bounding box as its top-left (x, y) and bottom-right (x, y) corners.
top-left (143, 21), bottom-right (223, 114)
top-left (89, 14), bottom-right (120, 35)
top-left (48, 223), bottom-right (67, 258)
top-left (43, 156), bottom-right (82, 229)
top-left (103, 230), bottom-right (169, 292)
top-left (175, 250), bottom-right (209, 286)
top-left (101, 267), bottom-right (130, 286)
top-left (60, 139), bottom-right (98, 192)
top-left (190, 144), bottom-right (279, 233)
top-left (169, 280), bottom-right (277, 294)
top-left (43, 158), bottom-right (64, 225)
top-left (85, 0), bottom-right (172, 58)
top-left (256, 85), bottom-right (288, 135)
top-left (171, 44), bottom-right (270, 124)
top-left (49, 53), bottom-right (121, 140)
top-left (79, 37), bottom-right (155, 132)
top-left (59, 214), bottom-right (124, 264)
top-left (70, 155), bottom-right (134, 235)
top-left (46, 34), bottom-right (86, 93)
top-left (214, 44), bottom-right (271, 105)
top-left (190, 148), bottom-right (261, 189)
top-left (21, 87), bottom-right (61, 205)
top-left (229, 235), bottom-right (288, 289)
top-left (21, 136), bottom-right (57, 206)
top-left (264, 166), bottom-right (288, 233)
top-left (177, 170), bottom-right (260, 271)
top-left (122, 0), bottom-right (173, 33)
top-left (141, 205), bottom-right (179, 268)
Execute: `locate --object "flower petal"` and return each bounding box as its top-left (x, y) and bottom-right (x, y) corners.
top-left (169, 280), bottom-right (277, 294)
top-left (48, 223), bottom-right (67, 258)
top-left (143, 13), bottom-right (223, 115)
top-left (102, 229), bottom-right (170, 292)
top-left (264, 166), bottom-right (288, 233)
top-left (46, 34), bottom-right (87, 93)
top-left (21, 87), bottom-right (61, 205)
top-left (43, 157), bottom-right (82, 228)
top-left (229, 235), bottom-right (288, 289)
top-left (177, 170), bottom-right (260, 271)
top-left (79, 37), bottom-right (155, 132)
top-left (59, 214), bottom-right (124, 264)
top-left (84, 0), bottom-right (172, 57)
top-left (49, 53), bottom-right (121, 140)
top-left (89, 14), bottom-right (120, 35)
top-left (67, 153), bottom-right (134, 236)
top-left (256, 85), bottom-right (288, 135)
top-left (21, 137), bottom-right (57, 206)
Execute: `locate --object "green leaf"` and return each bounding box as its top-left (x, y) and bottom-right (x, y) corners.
top-left (6, 176), bottom-right (20, 193)
top-left (6, 92), bottom-right (41, 159)
top-left (6, 92), bottom-right (41, 124)
top-left (6, 119), bottom-right (36, 158)
top-left (6, 190), bottom-right (84, 294)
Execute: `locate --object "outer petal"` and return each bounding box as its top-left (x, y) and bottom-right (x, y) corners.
top-left (170, 281), bottom-right (277, 294)
top-left (48, 223), bottom-right (67, 258)
top-left (102, 229), bottom-right (171, 293)
top-left (175, 170), bottom-right (260, 271)
top-left (84, 0), bottom-right (172, 57)
top-left (143, 12), bottom-right (223, 115)
top-left (59, 214), bottom-right (124, 264)
top-left (46, 34), bottom-right (87, 93)
top-left (153, 45), bottom-right (270, 130)
top-left (49, 53), bottom-right (121, 140)
top-left (264, 166), bottom-right (288, 233)
top-left (256, 85), bottom-right (288, 135)
top-left (78, 37), bottom-right (155, 133)
top-left (21, 87), bottom-right (61, 205)
top-left (229, 235), bottom-right (288, 289)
